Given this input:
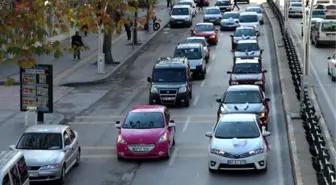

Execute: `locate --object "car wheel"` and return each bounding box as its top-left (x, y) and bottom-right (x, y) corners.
top-left (185, 97), bottom-right (190, 107)
top-left (259, 165), bottom-right (268, 173)
top-left (165, 144), bottom-right (171, 159)
top-left (172, 136), bottom-right (176, 146)
top-left (314, 40), bottom-right (320, 48)
top-left (208, 167), bottom-right (216, 172)
top-left (57, 166), bottom-right (66, 185)
top-left (332, 72), bottom-right (336, 82)
top-left (328, 65), bottom-right (331, 75)
top-left (189, 90), bottom-right (192, 99)
top-left (75, 149), bottom-right (81, 166)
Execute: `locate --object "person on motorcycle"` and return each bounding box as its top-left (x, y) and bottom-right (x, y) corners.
top-left (71, 31), bottom-right (84, 59)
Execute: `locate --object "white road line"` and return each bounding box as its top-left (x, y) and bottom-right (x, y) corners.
top-left (192, 95), bottom-right (199, 106)
top-left (264, 26), bottom-right (285, 185)
top-left (168, 147), bottom-right (179, 166)
top-left (182, 117), bottom-right (191, 132)
top-left (206, 66), bottom-right (212, 73)
top-left (200, 80), bottom-right (205, 87)
top-left (211, 54), bottom-right (216, 60)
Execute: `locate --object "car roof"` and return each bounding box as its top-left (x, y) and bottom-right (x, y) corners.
top-left (185, 36), bottom-right (206, 41)
top-left (246, 6), bottom-right (261, 9)
top-left (240, 12), bottom-right (258, 16)
top-left (237, 39), bottom-right (258, 43)
top-left (155, 57), bottom-right (188, 68)
top-left (235, 59), bottom-right (259, 64)
top-left (205, 6), bottom-right (220, 10)
top-left (227, 85), bottom-right (260, 91)
top-left (24, 124), bottom-right (68, 133)
top-left (196, 22), bottom-right (214, 26)
top-left (173, 5), bottom-right (190, 8)
top-left (236, 26), bottom-right (254, 30)
top-left (219, 113), bottom-right (257, 122)
top-left (177, 43), bottom-right (202, 48)
top-left (223, 11), bottom-right (239, 14)
top-left (130, 105), bottom-right (165, 113)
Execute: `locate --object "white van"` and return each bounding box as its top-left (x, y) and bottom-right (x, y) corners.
top-left (311, 19), bottom-right (336, 47)
top-left (0, 151), bottom-right (29, 185)
top-left (170, 5), bottom-right (193, 28)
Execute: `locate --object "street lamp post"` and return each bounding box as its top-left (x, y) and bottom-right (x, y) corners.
top-left (284, 0), bottom-right (289, 30)
top-left (97, 4), bottom-right (108, 74)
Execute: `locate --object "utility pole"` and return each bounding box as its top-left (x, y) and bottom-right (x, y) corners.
top-left (97, 3), bottom-right (108, 74)
top-left (133, 1), bottom-right (139, 45)
top-left (284, 0), bottom-right (289, 31)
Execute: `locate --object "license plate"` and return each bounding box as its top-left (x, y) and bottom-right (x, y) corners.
top-left (177, 21), bottom-right (183, 24)
top-left (228, 160), bottom-right (246, 165)
top-left (29, 172), bottom-right (38, 177)
top-left (133, 147), bottom-right (149, 152)
top-left (161, 97), bottom-right (175, 100)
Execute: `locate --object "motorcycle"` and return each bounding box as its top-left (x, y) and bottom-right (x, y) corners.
top-left (144, 16), bottom-right (161, 31)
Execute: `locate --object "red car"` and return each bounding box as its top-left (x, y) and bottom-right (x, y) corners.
top-left (190, 23), bottom-right (218, 45)
top-left (194, 0), bottom-right (209, 6)
top-left (115, 105), bottom-right (176, 159)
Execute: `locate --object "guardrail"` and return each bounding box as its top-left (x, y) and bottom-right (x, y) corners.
top-left (266, 0), bottom-right (336, 184)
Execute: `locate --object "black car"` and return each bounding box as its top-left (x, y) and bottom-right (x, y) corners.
top-left (147, 57), bottom-right (193, 107)
top-left (233, 39), bottom-right (263, 62)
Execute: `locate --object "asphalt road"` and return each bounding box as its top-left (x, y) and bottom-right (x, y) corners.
top-left (287, 16), bottom-right (336, 139)
top-left (59, 1), bottom-right (294, 185)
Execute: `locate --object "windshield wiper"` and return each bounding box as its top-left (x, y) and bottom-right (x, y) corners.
top-left (235, 136), bottom-right (259, 139)
top-left (215, 136), bottom-right (234, 139)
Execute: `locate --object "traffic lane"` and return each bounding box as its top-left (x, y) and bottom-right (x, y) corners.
top-left (129, 15), bottom-right (293, 185)
top-left (288, 18), bottom-right (336, 137)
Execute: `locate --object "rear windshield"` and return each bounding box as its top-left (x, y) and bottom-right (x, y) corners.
top-left (326, 5), bottom-right (336, 9)
top-left (205, 8), bottom-right (221, 14)
top-left (233, 63), bottom-right (262, 73)
top-left (223, 90), bottom-right (262, 103)
top-left (321, 22), bottom-right (336, 32)
top-left (172, 8), bottom-right (189, 15)
top-left (184, 38), bottom-right (207, 46)
top-left (152, 68), bottom-right (187, 82)
top-left (123, 112), bottom-right (164, 129)
top-left (291, 3), bottom-right (302, 6)
top-left (239, 15), bottom-right (258, 23)
top-left (223, 13), bottom-right (239, 19)
top-left (174, 47), bottom-right (202, 59)
top-left (215, 1), bottom-right (230, 5)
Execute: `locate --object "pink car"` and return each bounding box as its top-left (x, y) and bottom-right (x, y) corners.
top-left (115, 105), bottom-right (176, 159)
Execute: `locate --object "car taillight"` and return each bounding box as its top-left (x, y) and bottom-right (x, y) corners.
top-left (317, 31), bottom-right (320, 39)
top-left (324, 9), bottom-right (328, 12)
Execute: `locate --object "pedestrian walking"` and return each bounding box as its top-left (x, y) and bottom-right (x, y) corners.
top-left (198, 0), bottom-right (204, 11)
top-left (81, 24), bottom-right (88, 36)
top-left (71, 31), bottom-right (84, 59)
top-left (167, 0), bottom-right (171, 8)
top-left (232, 0), bottom-right (240, 11)
top-left (124, 17), bottom-right (132, 40)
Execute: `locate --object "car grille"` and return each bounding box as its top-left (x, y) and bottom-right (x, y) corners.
top-left (222, 152), bottom-right (250, 158)
top-left (27, 166), bottom-right (41, 170)
top-left (159, 89), bottom-right (177, 104)
top-left (127, 144), bottom-right (155, 153)
top-left (236, 80), bottom-right (257, 84)
top-left (219, 163), bottom-right (256, 169)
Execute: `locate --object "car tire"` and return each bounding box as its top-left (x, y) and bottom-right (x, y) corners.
top-left (200, 68), bottom-right (206, 80)
top-left (332, 73), bottom-right (336, 82)
top-left (260, 20), bottom-right (264, 25)
top-left (185, 96), bottom-right (190, 107)
top-left (75, 149), bottom-right (81, 167)
top-left (260, 165), bottom-right (268, 173)
top-left (189, 90), bottom-right (193, 99)
top-left (208, 167), bottom-right (216, 172)
top-left (172, 136), bottom-right (176, 146)
top-left (165, 144), bottom-right (171, 159)
top-left (328, 65), bottom-right (331, 75)
top-left (314, 40), bottom-right (320, 48)
top-left (56, 166), bottom-right (66, 185)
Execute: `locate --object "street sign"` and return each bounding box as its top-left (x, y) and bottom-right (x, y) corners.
top-left (20, 65), bottom-right (53, 113)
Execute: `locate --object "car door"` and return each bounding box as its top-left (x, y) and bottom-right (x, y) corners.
top-left (67, 127), bottom-right (79, 164)
top-left (164, 109), bottom-right (174, 146)
top-left (261, 89), bottom-right (269, 113)
top-left (63, 131), bottom-right (74, 169)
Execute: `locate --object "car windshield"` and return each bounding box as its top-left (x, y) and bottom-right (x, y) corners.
top-left (233, 63), bottom-right (261, 73)
top-left (291, 3), bottom-right (302, 7)
top-left (122, 112), bottom-right (165, 129)
top-left (326, 5), bottom-right (336, 9)
top-left (16, 133), bottom-right (62, 150)
top-left (313, 10), bottom-right (325, 15)
top-left (216, 1), bottom-right (230, 5)
top-left (174, 47), bottom-right (202, 59)
top-left (223, 90), bottom-right (262, 103)
top-left (178, 2), bottom-right (192, 7)
top-left (239, 15), bottom-right (258, 22)
top-left (184, 39), bottom-right (207, 46)
top-left (152, 68), bottom-right (187, 82)
top-left (321, 22), bottom-right (336, 32)
top-left (246, 8), bottom-right (262, 13)
top-left (214, 121), bottom-right (260, 139)
top-left (234, 29), bottom-right (255, 37)
top-left (223, 13), bottom-right (239, 19)
top-left (194, 24), bottom-right (214, 32)
top-left (236, 42), bottom-right (260, 51)
top-left (205, 8), bottom-right (220, 14)
top-left (172, 8), bottom-right (189, 15)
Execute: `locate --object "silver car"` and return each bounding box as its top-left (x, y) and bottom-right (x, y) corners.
top-left (246, 7), bottom-right (264, 24)
top-left (181, 37), bottom-right (210, 62)
top-left (203, 7), bottom-right (222, 25)
top-left (10, 125), bottom-right (81, 184)
top-left (220, 11), bottom-right (240, 30)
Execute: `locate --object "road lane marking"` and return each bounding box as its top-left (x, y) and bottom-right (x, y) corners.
top-left (206, 66), bottom-right (211, 73)
top-left (69, 120), bottom-right (215, 125)
top-left (211, 54), bottom-right (216, 60)
top-left (192, 95), bottom-right (199, 106)
top-left (168, 147), bottom-right (179, 166)
top-left (200, 80), bottom-right (205, 87)
top-left (264, 26), bottom-right (285, 185)
top-left (82, 146), bottom-right (208, 150)
top-left (182, 117), bottom-right (191, 132)
top-left (81, 154), bottom-right (208, 159)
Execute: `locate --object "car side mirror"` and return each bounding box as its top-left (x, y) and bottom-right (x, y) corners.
top-left (205, 132), bottom-right (213, 138)
top-left (9, 145), bottom-right (15, 150)
top-left (230, 34), bottom-right (234, 37)
top-left (169, 120), bottom-right (175, 123)
top-left (63, 145), bottom-right (73, 151)
top-left (262, 131), bottom-right (271, 137)
top-left (216, 98), bottom-right (221, 103)
top-left (263, 70), bottom-right (267, 73)
top-left (264, 98), bottom-right (270, 102)
top-left (227, 71), bottom-right (231, 74)
top-left (260, 49), bottom-right (264, 53)
top-left (328, 57), bottom-right (331, 60)
top-left (147, 77), bottom-right (151, 82)
top-left (115, 121), bottom-right (121, 129)
top-left (235, 21), bottom-right (239, 23)
top-left (168, 122), bottom-right (176, 128)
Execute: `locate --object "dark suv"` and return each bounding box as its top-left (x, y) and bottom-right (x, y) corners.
top-left (147, 57), bottom-right (193, 107)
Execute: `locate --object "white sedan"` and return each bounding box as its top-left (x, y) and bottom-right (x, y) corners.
top-left (328, 53), bottom-right (336, 81)
top-left (246, 7), bottom-right (264, 24)
top-left (288, 2), bottom-right (303, 17)
top-left (206, 114), bottom-right (270, 172)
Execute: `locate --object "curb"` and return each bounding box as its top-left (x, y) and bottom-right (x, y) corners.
top-left (262, 3), bottom-right (303, 185)
top-left (59, 20), bottom-right (170, 87)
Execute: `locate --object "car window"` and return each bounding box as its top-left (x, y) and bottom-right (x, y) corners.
top-left (152, 68), bottom-right (187, 82)
top-left (122, 112), bottom-right (165, 129)
top-left (291, 3), bottom-right (302, 7)
top-left (205, 8), bottom-right (220, 14)
top-left (2, 173), bottom-right (10, 185)
top-left (214, 121), bottom-right (260, 139)
top-left (312, 10), bottom-right (325, 15)
top-left (17, 157), bottom-right (28, 184)
top-left (174, 47), bottom-right (202, 59)
top-left (223, 90), bottom-right (262, 103)
top-left (233, 63), bottom-right (262, 73)
top-left (239, 14), bottom-right (258, 22)
top-left (321, 22), bottom-right (336, 32)
top-left (234, 29), bottom-right (255, 37)
top-left (16, 133), bottom-right (63, 150)
top-left (246, 8), bottom-right (262, 13)
top-left (194, 24), bottom-right (214, 31)
top-left (223, 13), bottom-right (239, 19)
top-left (63, 132), bottom-right (71, 146)
top-left (327, 5), bottom-right (336, 9)
top-left (10, 165), bottom-right (21, 185)
top-left (236, 42), bottom-right (260, 51)
top-left (314, 5), bottom-right (324, 9)
top-left (215, 1), bottom-right (230, 5)
top-left (172, 8), bottom-right (189, 15)
top-left (68, 128), bottom-right (76, 141)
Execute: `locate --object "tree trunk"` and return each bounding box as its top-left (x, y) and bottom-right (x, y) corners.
top-left (103, 32), bottom-right (114, 64)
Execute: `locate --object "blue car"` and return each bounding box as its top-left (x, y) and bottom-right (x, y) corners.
top-left (312, 9), bottom-right (326, 19)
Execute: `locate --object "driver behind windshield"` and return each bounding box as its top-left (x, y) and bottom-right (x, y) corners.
top-left (235, 29), bottom-right (254, 37)
top-left (223, 91), bottom-right (262, 103)
top-left (236, 43), bottom-right (259, 51)
top-left (233, 63), bottom-right (261, 73)
top-left (175, 48), bottom-right (202, 59)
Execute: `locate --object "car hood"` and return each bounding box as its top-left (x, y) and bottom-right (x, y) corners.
top-left (152, 82), bottom-right (186, 89)
top-left (234, 50), bottom-right (261, 57)
top-left (222, 18), bottom-right (239, 23)
top-left (189, 59), bottom-right (202, 68)
top-left (20, 150), bottom-right (63, 166)
top-left (121, 128), bottom-right (165, 144)
top-left (231, 73), bottom-right (262, 81)
top-left (220, 103), bottom-right (265, 113)
top-left (211, 137), bottom-right (263, 154)
top-left (234, 35), bottom-right (257, 41)
top-left (193, 31), bottom-right (215, 36)
top-left (239, 22), bottom-right (259, 27)
top-left (171, 15), bottom-right (189, 19)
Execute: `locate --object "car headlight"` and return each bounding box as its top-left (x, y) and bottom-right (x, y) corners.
top-left (158, 133), bottom-right (168, 143)
top-left (230, 81), bottom-right (239, 85)
top-left (210, 35), bottom-right (216, 38)
top-left (178, 87), bottom-right (187, 93)
top-left (210, 148), bottom-right (226, 156)
top-left (117, 135), bottom-right (127, 144)
top-left (255, 81), bottom-right (263, 85)
top-left (40, 164), bottom-right (61, 170)
top-left (248, 146), bottom-right (264, 156)
top-left (259, 112), bottom-right (265, 118)
top-left (150, 87), bottom-right (158, 93)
